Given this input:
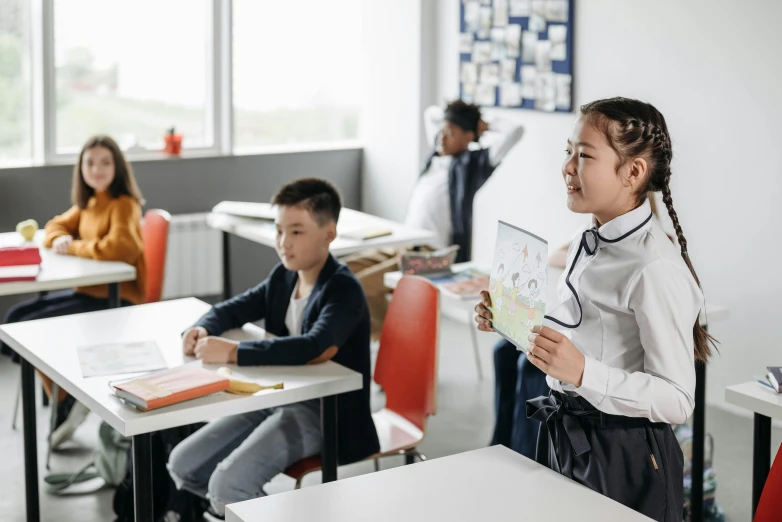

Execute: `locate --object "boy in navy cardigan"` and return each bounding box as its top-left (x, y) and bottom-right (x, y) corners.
top-left (168, 178), bottom-right (379, 517)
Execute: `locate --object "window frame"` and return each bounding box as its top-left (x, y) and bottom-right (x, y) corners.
top-left (3, 0), bottom-right (359, 170)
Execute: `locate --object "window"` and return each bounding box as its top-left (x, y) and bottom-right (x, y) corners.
top-left (0, 0), bottom-right (363, 168)
top-left (232, 0), bottom-right (363, 148)
top-left (0, 0), bottom-right (31, 163)
top-left (53, 0), bottom-right (210, 153)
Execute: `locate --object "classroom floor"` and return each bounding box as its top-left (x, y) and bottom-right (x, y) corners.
top-left (0, 314), bottom-right (779, 522)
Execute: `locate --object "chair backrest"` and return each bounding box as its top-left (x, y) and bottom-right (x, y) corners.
top-left (755, 444), bottom-right (782, 522)
top-left (141, 209), bottom-right (171, 303)
top-left (373, 276), bottom-right (439, 431)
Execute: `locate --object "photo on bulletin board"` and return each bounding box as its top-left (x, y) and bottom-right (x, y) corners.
top-left (459, 0), bottom-right (574, 113)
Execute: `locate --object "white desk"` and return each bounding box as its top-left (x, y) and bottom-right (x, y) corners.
top-left (225, 445), bottom-right (652, 522)
top-left (386, 262), bottom-right (729, 520)
top-left (0, 231), bottom-right (136, 298)
top-left (0, 298), bottom-right (362, 522)
top-left (725, 382), bottom-right (782, 518)
top-left (1, 230), bottom-right (136, 519)
top-left (208, 202), bottom-right (435, 299)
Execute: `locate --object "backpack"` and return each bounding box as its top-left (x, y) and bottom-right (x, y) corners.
top-left (674, 424), bottom-right (726, 522)
top-left (44, 421), bottom-right (132, 493)
top-left (112, 423), bottom-right (208, 522)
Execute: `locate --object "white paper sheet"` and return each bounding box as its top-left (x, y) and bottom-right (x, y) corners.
top-left (77, 340), bottom-right (168, 378)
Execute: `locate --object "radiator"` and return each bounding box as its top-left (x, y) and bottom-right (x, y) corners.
top-left (162, 213), bottom-right (224, 299)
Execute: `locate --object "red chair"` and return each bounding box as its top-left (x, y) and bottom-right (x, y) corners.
top-left (141, 209), bottom-right (171, 303)
top-left (283, 276), bottom-right (440, 487)
top-left (754, 444), bottom-right (782, 522)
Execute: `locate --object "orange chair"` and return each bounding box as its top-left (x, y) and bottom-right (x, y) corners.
top-left (283, 276), bottom-right (440, 487)
top-left (754, 444), bottom-right (782, 522)
top-left (141, 209), bottom-right (171, 303)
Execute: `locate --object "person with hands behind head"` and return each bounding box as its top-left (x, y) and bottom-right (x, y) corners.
top-left (476, 98), bottom-right (714, 522)
top-left (169, 178), bottom-right (379, 519)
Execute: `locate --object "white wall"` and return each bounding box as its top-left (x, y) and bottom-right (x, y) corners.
top-left (360, 0), bottom-right (426, 222)
top-left (362, 0), bottom-right (782, 411)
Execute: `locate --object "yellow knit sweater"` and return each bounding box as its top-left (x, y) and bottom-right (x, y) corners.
top-left (43, 191), bottom-right (147, 304)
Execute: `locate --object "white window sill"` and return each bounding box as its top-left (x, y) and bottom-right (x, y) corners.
top-left (233, 140), bottom-right (362, 156)
top-left (0, 141), bottom-right (363, 171)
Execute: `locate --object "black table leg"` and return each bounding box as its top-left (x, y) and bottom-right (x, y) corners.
top-left (109, 282), bottom-right (120, 308)
top-left (321, 395), bottom-right (338, 482)
top-left (222, 231), bottom-right (232, 301)
top-left (39, 291), bottom-right (50, 407)
top-left (132, 433), bottom-right (153, 522)
top-left (22, 358), bottom-right (40, 522)
top-left (752, 413), bottom-right (771, 519)
top-left (692, 360), bottom-right (706, 522)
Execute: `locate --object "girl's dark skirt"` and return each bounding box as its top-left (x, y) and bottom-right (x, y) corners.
top-left (527, 391), bottom-right (683, 522)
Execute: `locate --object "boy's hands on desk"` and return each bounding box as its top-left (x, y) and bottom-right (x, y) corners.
top-left (182, 326), bottom-right (208, 355)
top-left (195, 336), bottom-right (239, 364)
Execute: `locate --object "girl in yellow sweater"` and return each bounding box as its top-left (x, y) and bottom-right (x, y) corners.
top-left (1, 135), bottom-right (146, 447)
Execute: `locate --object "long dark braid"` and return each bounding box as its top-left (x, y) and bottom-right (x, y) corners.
top-left (581, 97), bottom-right (716, 362)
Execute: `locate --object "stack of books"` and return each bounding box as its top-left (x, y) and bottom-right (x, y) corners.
top-left (0, 246), bottom-right (42, 283)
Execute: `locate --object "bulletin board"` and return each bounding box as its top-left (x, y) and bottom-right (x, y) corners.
top-left (459, 0), bottom-right (574, 112)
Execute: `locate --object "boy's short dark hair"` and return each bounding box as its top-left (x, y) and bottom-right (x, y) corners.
top-left (271, 178), bottom-right (342, 226)
top-left (444, 99), bottom-right (481, 134)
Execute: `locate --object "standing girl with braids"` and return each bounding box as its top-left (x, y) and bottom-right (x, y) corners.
top-left (475, 97), bottom-right (714, 521)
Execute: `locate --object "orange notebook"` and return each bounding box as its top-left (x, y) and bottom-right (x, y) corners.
top-left (113, 365), bottom-right (230, 411)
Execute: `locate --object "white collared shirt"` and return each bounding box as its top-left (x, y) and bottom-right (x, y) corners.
top-left (544, 199), bottom-right (703, 425)
top-left (404, 154), bottom-right (454, 250)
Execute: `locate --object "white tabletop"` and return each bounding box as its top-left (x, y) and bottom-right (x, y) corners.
top-left (0, 231), bottom-right (136, 297)
top-left (0, 298), bottom-right (362, 437)
top-left (225, 445), bottom-right (652, 522)
top-left (208, 203), bottom-right (436, 257)
top-left (726, 382), bottom-right (782, 421)
top-left (384, 262), bottom-right (729, 326)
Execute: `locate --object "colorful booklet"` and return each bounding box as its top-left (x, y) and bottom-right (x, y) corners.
top-left (488, 221), bottom-right (548, 353)
top-left (112, 365), bottom-right (230, 411)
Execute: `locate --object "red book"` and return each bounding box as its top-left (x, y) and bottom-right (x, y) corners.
top-left (0, 246), bottom-right (42, 267)
top-left (113, 365), bottom-right (230, 411)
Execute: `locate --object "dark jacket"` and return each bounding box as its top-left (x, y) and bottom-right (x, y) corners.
top-left (422, 147), bottom-right (495, 263)
top-left (192, 254), bottom-right (379, 465)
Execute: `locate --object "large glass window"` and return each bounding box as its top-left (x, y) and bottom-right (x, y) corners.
top-left (54, 0), bottom-right (210, 152)
top-left (232, 0), bottom-right (363, 148)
